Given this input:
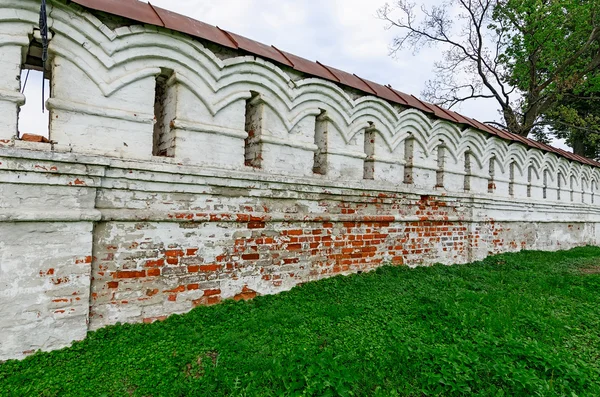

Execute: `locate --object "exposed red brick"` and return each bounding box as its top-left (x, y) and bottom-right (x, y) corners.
top-left (114, 270), bottom-right (146, 279)
top-left (248, 221), bottom-right (266, 229)
top-left (52, 298), bottom-right (70, 303)
top-left (21, 133), bottom-right (50, 143)
top-left (39, 268), bottom-right (55, 277)
top-left (236, 214), bottom-right (250, 222)
top-left (193, 296), bottom-right (221, 307)
top-left (143, 315), bottom-right (167, 324)
top-left (81, 195), bottom-right (500, 332)
top-left (234, 285), bottom-right (257, 301)
top-left (51, 277), bottom-right (70, 285)
top-left (75, 256), bottom-right (93, 264)
top-left (147, 268), bottom-right (161, 277)
top-left (165, 249), bottom-right (185, 257)
top-left (199, 264), bottom-right (221, 272)
top-left (164, 285), bottom-right (185, 293)
top-left (186, 248), bottom-right (198, 256)
top-left (145, 259), bottom-right (165, 267)
top-left (146, 289), bottom-right (159, 296)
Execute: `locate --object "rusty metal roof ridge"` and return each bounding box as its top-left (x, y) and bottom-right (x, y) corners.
top-left (271, 46), bottom-right (295, 67)
top-left (409, 95), bottom-right (436, 114)
top-left (147, 3), bottom-right (166, 27)
top-left (352, 74), bottom-right (377, 96)
top-left (383, 85), bottom-right (409, 105)
top-left (216, 27), bottom-right (239, 48)
top-left (433, 105), bottom-right (460, 123)
top-left (315, 61), bottom-right (341, 82)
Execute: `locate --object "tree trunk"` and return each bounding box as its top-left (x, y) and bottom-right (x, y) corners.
top-left (503, 108), bottom-right (531, 137)
top-left (572, 134), bottom-right (586, 157)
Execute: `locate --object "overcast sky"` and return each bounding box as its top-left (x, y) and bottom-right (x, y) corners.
top-left (20, 0), bottom-right (568, 150)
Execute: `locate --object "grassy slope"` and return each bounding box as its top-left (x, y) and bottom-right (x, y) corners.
top-left (1, 247), bottom-right (600, 397)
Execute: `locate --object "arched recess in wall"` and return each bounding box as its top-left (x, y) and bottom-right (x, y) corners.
top-left (526, 164), bottom-right (534, 198)
top-left (244, 91), bottom-right (263, 168)
top-left (582, 177), bottom-right (588, 203)
top-left (570, 174), bottom-right (576, 202)
top-left (464, 149), bottom-right (472, 192)
top-left (542, 169), bottom-right (549, 199)
top-left (363, 122), bottom-right (376, 180)
top-left (153, 68), bottom-right (176, 157)
top-left (557, 171), bottom-right (563, 200)
top-left (435, 140), bottom-right (446, 188)
top-left (508, 159), bottom-right (516, 197)
top-left (313, 109), bottom-right (328, 175)
top-left (592, 179), bottom-right (597, 204)
top-left (403, 134), bottom-right (414, 184)
top-left (488, 155), bottom-right (496, 193)
top-left (19, 32), bottom-right (52, 139)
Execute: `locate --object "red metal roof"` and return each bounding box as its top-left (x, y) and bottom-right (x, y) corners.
top-left (69, 0), bottom-right (598, 168)
top-left (358, 80), bottom-right (405, 105)
top-left (150, 5), bottom-right (237, 49)
top-left (277, 50), bottom-right (338, 81)
top-left (223, 30), bottom-right (294, 67)
top-left (441, 109), bottom-right (478, 129)
top-left (74, 0), bottom-right (163, 26)
top-left (317, 63), bottom-right (377, 95)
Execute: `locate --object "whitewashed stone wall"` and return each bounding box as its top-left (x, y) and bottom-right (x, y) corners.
top-left (1, 0), bottom-right (599, 361)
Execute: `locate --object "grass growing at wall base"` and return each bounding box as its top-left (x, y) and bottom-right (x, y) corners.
top-left (2, 247), bottom-right (600, 397)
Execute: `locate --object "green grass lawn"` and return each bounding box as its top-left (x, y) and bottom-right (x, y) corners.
top-left (2, 247), bottom-right (600, 396)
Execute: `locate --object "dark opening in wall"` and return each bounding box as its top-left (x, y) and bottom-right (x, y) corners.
top-left (363, 123), bottom-right (376, 180)
top-left (543, 169), bottom-right (548, 199)
top-left (557, 172), bottom-right (562, 200)
top-left (244, 91), bottom-right (263, 168)
top-left (313, 110), bottom-right (327, 175)
top-left (488, 156), bottom-right (496, 193)
top-left (508, 160), bottom-right (515, 197)
top-left (464, 150), bottom-right (472, 192)
top-left (18, 39), bottom-right (51, 139)
top-left (570, 175), bottom-right (575, 202)
top-left (435, 141), bottom-right (445, 188)
top-left (526, 165), bottom-right (533, 198)
top-left (152, 68), bottom-right (176, 157)
top-left (403, 135), bottom-right (414, 184)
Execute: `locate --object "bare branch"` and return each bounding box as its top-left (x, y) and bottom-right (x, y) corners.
top-left (483, 120), bottom-right (508, 129)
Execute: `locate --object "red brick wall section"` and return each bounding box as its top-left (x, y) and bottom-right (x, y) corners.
top-left (89, 194), bottom-right (480, 328)
top-left (86, 187), bottom-right (595, 331)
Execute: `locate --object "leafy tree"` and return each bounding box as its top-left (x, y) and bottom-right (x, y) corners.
top-left (547, 77), bottom-right (600, 159)
top-left (377, 0), bottom-right (600, 145)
